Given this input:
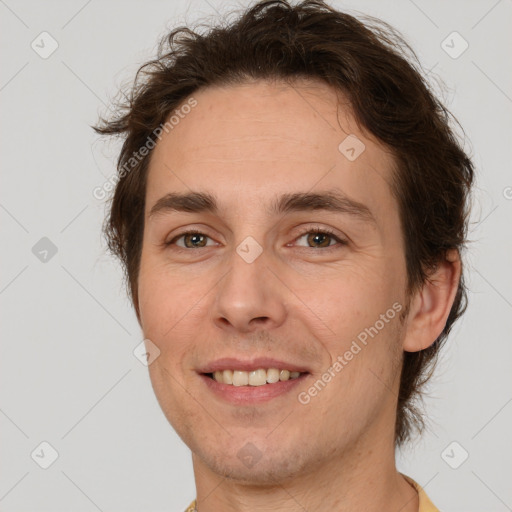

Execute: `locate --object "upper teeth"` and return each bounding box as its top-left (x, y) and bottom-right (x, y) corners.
top-left (212, 369), bottom-right (302, 386)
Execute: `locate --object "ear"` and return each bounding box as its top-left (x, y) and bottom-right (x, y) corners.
top-left (402, 249), bottom-right (461, 352)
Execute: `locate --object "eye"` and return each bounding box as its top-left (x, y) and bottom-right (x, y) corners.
top-left (293, 228), bottom-right (347, 249)
top-left (166, 229), bottom-right (216, 249)
top-left (164, 227), bottom-right (346, 251)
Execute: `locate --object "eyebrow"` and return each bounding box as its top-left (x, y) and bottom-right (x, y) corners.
top-left (148, 190), bottom-right (376, 225)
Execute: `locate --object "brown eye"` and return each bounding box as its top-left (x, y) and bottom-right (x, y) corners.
top-left (182, 233), bottom-right (208, 248)
top-left (306, 232), bottom-right (333, 248)
top-left (295, 229), bottom-right (346, 249)
top-left (167, 230), bottom-right (215, 249)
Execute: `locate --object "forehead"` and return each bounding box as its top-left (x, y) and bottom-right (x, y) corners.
top-left (145, 79), bottom-right (398, 222)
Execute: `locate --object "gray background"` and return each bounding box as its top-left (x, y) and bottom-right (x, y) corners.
top-left (1, 0), bottom-right (511, 510)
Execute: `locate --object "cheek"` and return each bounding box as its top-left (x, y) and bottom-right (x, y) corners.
top-left (293, 264), bottom-right (404, 387)
top-left (294, 264), bottom-right (398, 331)
top-left (137, 251), bottom-right (212, 382)
top-left (138, 267), bottom-right (166, 338)
top-left (138, 252), bottom-right (196, 335)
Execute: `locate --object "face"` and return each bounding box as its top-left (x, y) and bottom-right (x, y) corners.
top-left (138, 79), bottom-right (410, 483)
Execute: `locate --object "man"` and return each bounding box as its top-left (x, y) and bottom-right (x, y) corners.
top-left (96, 1), bottom-right (474, 510)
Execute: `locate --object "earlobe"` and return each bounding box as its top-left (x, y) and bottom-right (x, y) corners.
top-left (402, 249), bottom-right (462, 353)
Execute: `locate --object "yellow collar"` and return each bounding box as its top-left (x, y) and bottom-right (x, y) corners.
top-left (185, 475), bottom-right (440, 512)
top-left (402, 474), bottom-right (440, 512)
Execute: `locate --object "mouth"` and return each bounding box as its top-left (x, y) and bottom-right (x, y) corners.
top-left (205, 368), bottom-right (305, 386)
top-left (198, 358), bottom-right (311, 404)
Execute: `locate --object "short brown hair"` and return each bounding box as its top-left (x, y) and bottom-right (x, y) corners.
top-left (95, 0), bottom-right (474, 446)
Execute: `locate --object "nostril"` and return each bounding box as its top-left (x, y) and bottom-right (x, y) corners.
top-left (253, 317), bottom-right (270, 324)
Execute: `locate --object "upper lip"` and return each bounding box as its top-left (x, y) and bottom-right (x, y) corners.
top-left (198, 357), bottom-right (311, 374)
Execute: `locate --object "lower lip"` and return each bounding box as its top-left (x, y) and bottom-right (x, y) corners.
top-left (199, 373), bottom-right (308, 404)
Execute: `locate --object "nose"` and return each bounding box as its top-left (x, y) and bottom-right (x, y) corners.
top-left (212, 246), bottom-right (287, 334)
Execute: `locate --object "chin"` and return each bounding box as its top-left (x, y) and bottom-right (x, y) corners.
top-left (201, 449), bottom-right (309, 485)
top-left (190, 431), bottom-right (326, 486)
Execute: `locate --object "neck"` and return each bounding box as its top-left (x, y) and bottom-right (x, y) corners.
top-left (191, 420), bottom-right (418, 512)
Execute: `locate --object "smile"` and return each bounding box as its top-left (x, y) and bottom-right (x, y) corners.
top-left (198, 357), bottom-right (311, 403)
top-left (208, 368), bottom-right (303, 386)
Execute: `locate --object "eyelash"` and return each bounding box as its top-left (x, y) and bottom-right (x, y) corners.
top-left (165, 227), bottom-right (347, 251)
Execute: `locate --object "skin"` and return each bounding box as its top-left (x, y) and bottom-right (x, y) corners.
top-left (137, 79), bottom-right (461, 511)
